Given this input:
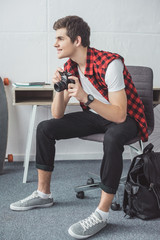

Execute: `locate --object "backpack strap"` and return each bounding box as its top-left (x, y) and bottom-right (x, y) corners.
top-left (149, 184), bottom-right (160, 209)
top-left (124, 182), bottom-right (135, 218)
top-left (143, 143), bottom-right (154, 154)
top-left (127, 153), bottom-right (143, 175)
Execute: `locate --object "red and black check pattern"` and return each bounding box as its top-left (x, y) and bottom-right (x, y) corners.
top-left (64, 47), bottom-right (148, 142)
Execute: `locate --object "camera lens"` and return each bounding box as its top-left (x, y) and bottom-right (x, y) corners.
top-left (54, 81), bottom-right (66, 92)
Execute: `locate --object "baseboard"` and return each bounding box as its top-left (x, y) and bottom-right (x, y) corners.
top-left (8, 151), bottom-right (131, 162)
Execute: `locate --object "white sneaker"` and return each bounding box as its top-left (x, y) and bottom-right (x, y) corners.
top-left (68, 211), bottom-right (107, 239)
top-left (10, 191), bottom-right (54, 211)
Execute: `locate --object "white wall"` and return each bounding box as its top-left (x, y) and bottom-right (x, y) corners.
top-left (0, 0), bottom-right (160, 161)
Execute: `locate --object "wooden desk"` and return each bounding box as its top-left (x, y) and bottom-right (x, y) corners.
top-left (13, 85), bottom-right (54, 105)
top-left (13, 85), bottom-right (160, 106)
top-left (12, 86), bottom-right (160, 183)
top-left (13, 85), bottom-right (79, 183)
top-left (13, 85), bottom-right (55, 183)
top-left (153, 88), bottom-right (160, 106)
top-left (12, 84), bottom-right (79, 106)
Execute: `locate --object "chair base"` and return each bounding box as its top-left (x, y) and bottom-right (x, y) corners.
top-left (74, 172), bottom-right (126, 211)
top-left (74, 172), bottom-right (100, 199)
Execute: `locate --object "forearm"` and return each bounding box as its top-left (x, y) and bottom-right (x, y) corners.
top-left (89, 99), bottom-right (127, 123)
top-left (51, 91), bottom-right (69, 118)
top-left (67, 76), bottom-right (127, 123)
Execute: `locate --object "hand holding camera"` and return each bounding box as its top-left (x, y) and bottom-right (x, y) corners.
top-left (53, 69), bottom-right (88, 103)
top-left (54, 71), bottom-right (75, 92)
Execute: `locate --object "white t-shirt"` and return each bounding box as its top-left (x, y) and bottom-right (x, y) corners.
top-left (78, 59), bottom-right (125, 106)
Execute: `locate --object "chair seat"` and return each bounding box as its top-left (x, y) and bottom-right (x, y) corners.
top-left (80, 127), bottom-right (153, 145)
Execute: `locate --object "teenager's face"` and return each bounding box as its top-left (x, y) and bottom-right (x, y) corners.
top-left (54, 28), bottom-right (76, 59)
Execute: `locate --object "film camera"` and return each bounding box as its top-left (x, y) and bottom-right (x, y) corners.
top-left (54, 71), bottom-right (75, 92)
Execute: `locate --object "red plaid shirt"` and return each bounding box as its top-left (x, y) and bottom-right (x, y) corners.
top-left (64, 47), bottom-right (148, 142)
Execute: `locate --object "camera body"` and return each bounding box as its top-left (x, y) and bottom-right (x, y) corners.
top-left (54, 71), bottom-right (75, 92)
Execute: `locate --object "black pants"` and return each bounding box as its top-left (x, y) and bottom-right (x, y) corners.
top-left (36, 111), bottom-right (138, 194)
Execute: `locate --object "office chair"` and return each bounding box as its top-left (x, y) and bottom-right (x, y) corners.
top-left (74, 66), bottom-right (154, 210)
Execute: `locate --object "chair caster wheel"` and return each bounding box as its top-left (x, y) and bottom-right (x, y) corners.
top-left (76, 191), bottom-right (85, 199)
top-left (111, 202), bottom-right (121, 211)
top-left (87, 178), bottom-right (94, 185)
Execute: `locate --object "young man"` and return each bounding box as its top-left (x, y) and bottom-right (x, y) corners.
top-left (10, 16), bottom-right (148, 239)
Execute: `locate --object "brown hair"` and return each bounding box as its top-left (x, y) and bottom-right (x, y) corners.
top-left (53, 16), bottom-right (90, 47)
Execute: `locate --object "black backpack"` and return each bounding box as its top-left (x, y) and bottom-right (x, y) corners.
top-left (123, 143), bottom-right (160, 220)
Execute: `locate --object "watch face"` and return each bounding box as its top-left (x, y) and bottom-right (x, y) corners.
top-left (84, 94), bottom-right (94, 106)
top-left (88, 94), bottom-right (94, 101)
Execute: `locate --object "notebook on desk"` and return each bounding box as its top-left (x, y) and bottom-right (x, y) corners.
top-left (12, 82), bottom-right (51, 87)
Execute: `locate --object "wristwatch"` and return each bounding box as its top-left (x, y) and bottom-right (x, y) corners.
top-left (84, 94), bottom-right (95, 106)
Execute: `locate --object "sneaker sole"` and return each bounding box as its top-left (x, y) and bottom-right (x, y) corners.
top-left (68, 228), bottom-right (91, 239)
top-left (10, 202), bottom-right (54, 211)
top-left (68, 222), bottom-right (107, 239)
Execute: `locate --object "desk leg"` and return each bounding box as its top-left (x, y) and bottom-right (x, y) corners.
top-left (23, 105), bottom-right (37, 183)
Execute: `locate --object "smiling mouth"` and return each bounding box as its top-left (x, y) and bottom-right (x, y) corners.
top-left (57, 49), bottom-right (62, 54)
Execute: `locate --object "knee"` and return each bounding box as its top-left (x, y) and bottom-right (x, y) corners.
top-left (36, 120), bottom-right (53, 138)
top-left (103, 129), bottom-right (123, 148)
